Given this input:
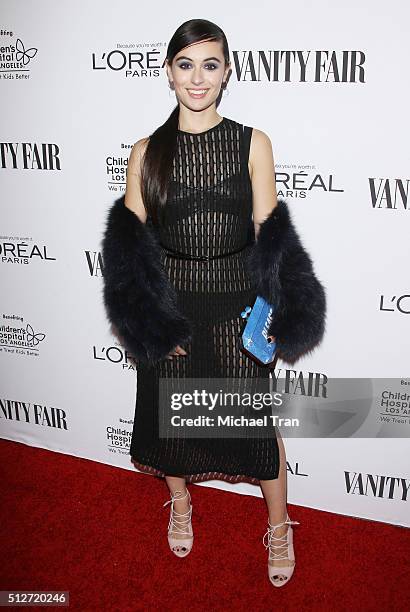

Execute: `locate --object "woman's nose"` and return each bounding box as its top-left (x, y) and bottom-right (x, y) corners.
top-left (191, 69), bottom-right (205, 84)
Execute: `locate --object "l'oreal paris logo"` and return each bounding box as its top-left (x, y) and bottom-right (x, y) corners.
top-left (379, 294), bottom-right (410, 314)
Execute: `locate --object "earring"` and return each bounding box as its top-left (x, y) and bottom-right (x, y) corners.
top-left (222, 82), bottom-right (229, 96)
top-left (168, 81), bottom-right (174, 97)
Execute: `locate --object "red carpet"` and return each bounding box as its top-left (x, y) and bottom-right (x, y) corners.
top-left (0, 438), bottom-right (408, 611)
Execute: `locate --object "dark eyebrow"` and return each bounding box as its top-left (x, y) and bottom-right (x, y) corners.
top-left (175, 56), bottom-right (221, 63)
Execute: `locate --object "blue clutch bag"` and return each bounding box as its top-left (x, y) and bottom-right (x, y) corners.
top-left (240, 296), bottom-right (277, 366)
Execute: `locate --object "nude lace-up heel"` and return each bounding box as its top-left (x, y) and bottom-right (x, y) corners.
top-left (163, 489), bottom-right (193, 557)
top-left (262, 514), bottom-right (300, 587)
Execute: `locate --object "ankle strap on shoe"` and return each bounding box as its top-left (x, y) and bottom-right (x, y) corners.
top-left (267, 515), bottom-right (300, 531)
top-left (163, 489), bottom-right (192, 535)
top-left (163, 488), bottom-right (190, 508)
top-left (263, 517), bottom-right (300, 561)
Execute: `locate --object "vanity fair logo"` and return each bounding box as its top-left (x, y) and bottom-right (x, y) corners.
top-left (0, 398), bottom-right (68, 430)
top-left (0, 236), bottom-right (56, 265)
top-left (369, 178), bottom-right (410, 210)
top-left (85, 248), bottom-right (103, 277)
top-left (0, 30), bottom-right (38, 79)
top-left (270, 368), bottom-right (327, 398)
top-left (344, 471), bottom-right (410, 501)
top-left (0, 314), bottom-right (46, 356)
top-left (0, 142), bottom-right (61, 170)
top-left (275, 163), bottom-right (344, 199)
top-left (232, 49), bottom-right (365, 83)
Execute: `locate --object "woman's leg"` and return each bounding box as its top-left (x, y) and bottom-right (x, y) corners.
top-left (165, 475), bottom-right (190, 511)
top-left (164, 475), bottom-right (191, 537)
top-left (259, 430), bottom-right (291, 582)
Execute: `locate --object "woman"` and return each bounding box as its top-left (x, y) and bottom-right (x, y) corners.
top-left (102, 19), bottom-right (326, 588)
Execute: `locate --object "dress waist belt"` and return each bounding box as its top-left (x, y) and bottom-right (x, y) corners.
top-left (160, 243), bottom-right (251, 262)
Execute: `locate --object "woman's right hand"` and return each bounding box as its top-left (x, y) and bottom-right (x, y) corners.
top-left (166, 345), bottom-right (188, 359)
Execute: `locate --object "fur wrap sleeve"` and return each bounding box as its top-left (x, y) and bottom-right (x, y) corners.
top-left (101, 194), bottom-right (326, 366)
top-left (101, 194), bottom-right (193, 365)
top-left (245, 199), bottom-right (327, 365)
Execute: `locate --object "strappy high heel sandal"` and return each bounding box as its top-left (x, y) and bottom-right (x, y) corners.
top-left (162, 488), bottom-right (193, 558)
top-left (262, 514), bottom-right (300, 587)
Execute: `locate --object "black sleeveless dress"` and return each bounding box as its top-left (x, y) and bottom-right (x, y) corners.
top-left (130, 116), bottom-right (280, 484)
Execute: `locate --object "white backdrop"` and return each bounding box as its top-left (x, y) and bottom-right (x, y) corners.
top-left (1, 0), bottom-right (409, 527)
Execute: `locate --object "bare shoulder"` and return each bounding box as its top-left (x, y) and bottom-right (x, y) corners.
top-left (248, 128), bottom-right (274, 179)
top-left (250, 127), bottom-right (272, 147)
top-left (128, 136), bottom-right (150, 176)
top-left (247, 127), bottom-right (278, 232)
top-left (124, 136), bottom-right (150, 222)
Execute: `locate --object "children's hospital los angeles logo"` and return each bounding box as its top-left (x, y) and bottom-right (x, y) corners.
top-left (0, 313), bottom-right (46, 358)
top-left (0, 29), bottom-right (38, 79)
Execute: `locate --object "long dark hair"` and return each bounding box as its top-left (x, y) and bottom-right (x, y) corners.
top-left (141, 19), bottom-right (231, 225)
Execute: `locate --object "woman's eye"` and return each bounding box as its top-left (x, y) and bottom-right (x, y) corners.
top-left (178, 63), bottom-right (218, 70)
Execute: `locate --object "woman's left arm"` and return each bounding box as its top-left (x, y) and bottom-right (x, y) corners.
top-left (245, 128), bottom-right (327, 364)
top-left (248, 128), bottom-right (278, 240)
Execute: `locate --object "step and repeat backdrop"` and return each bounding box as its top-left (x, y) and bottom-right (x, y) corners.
top-left (1, 1), bottom-right (409, 527)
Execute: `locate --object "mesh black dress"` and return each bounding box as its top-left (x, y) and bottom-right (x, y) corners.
top-left (130, 116), bottom-right (280, 484)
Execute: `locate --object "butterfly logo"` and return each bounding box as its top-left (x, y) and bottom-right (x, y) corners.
top-left (15, 38), bottom-right (38, 66)
top-left (26, 323), bottom-right (46, 346)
